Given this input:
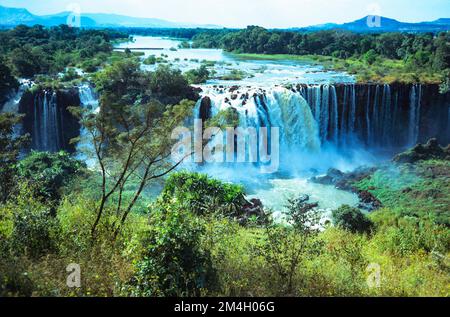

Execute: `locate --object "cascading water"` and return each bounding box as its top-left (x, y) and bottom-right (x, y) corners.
top-left (408, 84), bottom-right (422, 146)
top-left (196, 83), bottom-right (446, 160)
top-left (196, 86), bottom-right (321, 155)
top-left (76, 84), bottom-right (99, 163)
top-left (32, 91), bottom-right (62, 152)
top-left (78, 83), bottom-right (99, 114)
top-left (1, 80), bottom-right (32, 138)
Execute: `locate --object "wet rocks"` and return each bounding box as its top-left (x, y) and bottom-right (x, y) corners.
top-left (310, 167), bottom-right (381, 211)
top-left (310, 167), bottom-right (376, 191)
top-left (239, 198), bottom-right (268, 226)
top-left (357, 190), bottom-right (383, 212)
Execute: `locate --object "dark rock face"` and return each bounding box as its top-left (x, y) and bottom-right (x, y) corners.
top-left (297, 83), bottom-right (450, 149)
top-left (357, 190), bottom-right (383, 212)
top-left (198, 96), bottom-right (212, 121)
top-left (393, 138), bottom-right (450, 163)
top-left (239, 198), bottom-right (268, 225)
top-left (311, 167), bottom-right (376, 191)
top-left (19, 88), bottom-right (80, 153)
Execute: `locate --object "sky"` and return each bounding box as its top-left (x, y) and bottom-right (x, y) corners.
top-left (1, 0), bottom-right (449, 28)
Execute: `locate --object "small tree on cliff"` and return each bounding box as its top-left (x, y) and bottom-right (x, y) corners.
top-left (71, 59), bottom-right (195, 239)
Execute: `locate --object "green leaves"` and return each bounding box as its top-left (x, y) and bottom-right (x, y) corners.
top-left (17, 151), bottom-right (85, 203)
top-left (131, 207), bottom-right (216, 297)
top-left (332, 205), bottom-right (373, 234)
top-left (160, 171), bottom-right (246, 217)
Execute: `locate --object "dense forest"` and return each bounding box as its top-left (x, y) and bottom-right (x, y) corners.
top-left (0, 24), bottom-right (449, 297)
top-left (0, 25), bottom-right (128, 100)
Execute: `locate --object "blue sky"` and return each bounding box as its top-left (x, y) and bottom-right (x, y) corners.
top-left (1, 0), bottom-right (449, 28)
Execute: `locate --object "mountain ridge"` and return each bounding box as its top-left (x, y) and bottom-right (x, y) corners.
top-left (0, 5), bottom-right (220, 28)
top-left (0, 5), bottom-right (448, 32)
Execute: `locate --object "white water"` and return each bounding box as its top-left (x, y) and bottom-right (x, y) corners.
top-left (247, 178), bottom-right (359, 220)
top-left (116, 36), bottom-right (356, 85)
top-left (76, 84), bottom-right (100, 165)
top-left (1, 80), bottom-right (32, 138)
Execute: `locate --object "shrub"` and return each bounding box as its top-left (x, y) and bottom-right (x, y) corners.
top-left (143, 55), bottom-right (157, 65)
top-left (332, 205), bottom-right (373, 234)
top-left (160, 171), bottom-right (246, 217)
top-left (3, 182), bottom-right (57, 259)
top-left (17, 151), bottom-right (85, 203)
top-left (130, 207), bottom-right (216, 296)
top-left (184, 65), bottom-right (210, 84)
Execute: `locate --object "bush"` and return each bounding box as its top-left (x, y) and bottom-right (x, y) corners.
top-left (332, 205), bottom-right (373, 234)
top-left (17, 151), bottom-right (85, 203)
top-left (143, 55), bottom-right (157, 65)
top-left (130, 207), bottom-right (216, 296)
top-left (184, 65), bottom-right (210, 84)
top-left (2, 183), bottom-right (57, 259)
top-left (160, 171), bottom-right (246, 217)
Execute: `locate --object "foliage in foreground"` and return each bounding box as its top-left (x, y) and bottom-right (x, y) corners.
top-left (0, 161), bottom-right (448, 297)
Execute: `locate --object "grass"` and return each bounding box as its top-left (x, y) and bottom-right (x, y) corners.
top-left (354, 160), bottom-right (450, 226)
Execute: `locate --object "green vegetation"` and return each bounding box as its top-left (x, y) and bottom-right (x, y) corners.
top-left (0, 58), bottom-right (18, 103)
top-left (219, 69), bottom-right (249, 81)
top-left (1, 111), bottom-right (449, 297)
top-left (184, 65), bottom-right (210, 84)
top-left (17, 151), bottom-right (85, 203)
top-left (143, 54), bottom-right (157, 65)
top-left (0, 25), bottom-right (128, 79)
top-left (159, 171), bottom-right (246, 217)
top-left (354, 160), bottom-right (450, 227)
top-left (0, 113), bottom-right (28, 203)
top-left (332, 205), bottom-right (374, 234)
top-left (0, 25), bottom-right (448, 297)
top-left (207, 108), bottom-right (240, 128)
top-left (192, 26), bottom-right (450, 84)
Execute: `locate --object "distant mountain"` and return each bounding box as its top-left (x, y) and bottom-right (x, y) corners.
top-left (0, 5), bottom-right (220, 28)
top-left (301, 16), bottom-right (450, 33)
top-left (0, 5), bottom-right (449, 32)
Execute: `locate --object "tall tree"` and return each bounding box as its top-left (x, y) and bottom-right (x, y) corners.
top-left (73, 60), bottom-right (196, 238)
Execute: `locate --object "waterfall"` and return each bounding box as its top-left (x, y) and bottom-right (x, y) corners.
top-left (371, 85), bottom-right (380, 146)
top-left (1, 80), bottom-right (32, 138)
top-left (197, 86), bottom-right (320, 153)
top-left (76, 84), bottom-right (99, 162)
top-left (408, 84), bottom-right (422, 146)
top-left (349, 84), bottom-right (356, 135)
top-left (365, 85), bottom-right (371, 145)
top-left (382, 84), bottom-right (392, 146)
top-left (271, 87), bottom-right (320, 151)
top-left (330, 86), bottom-right (339, 144)
top-left (320, 85), bottom-right (329, 142)
top-left (31, 91), bottom-right (61, 152)
top-left (195, 83), bottom-right (447, 158)
top-left (78, 83), bottom-right (99, 114)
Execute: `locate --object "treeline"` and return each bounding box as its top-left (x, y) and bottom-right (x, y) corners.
top-left (192, 26), bottom-right (450, 71)
top-left (0, 25), bottom-right (128, 79)
top-left (116, 27), bottom-right (223, 40)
